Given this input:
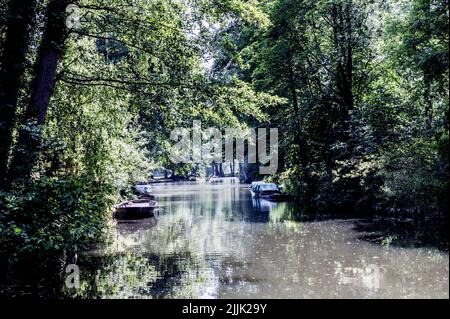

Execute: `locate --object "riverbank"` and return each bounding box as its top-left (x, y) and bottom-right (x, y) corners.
top-left (1, 182), bottom-right (448, 298)
top-left (66, 181), bottom-right (448, 298)
top-left (354, 216), bottom-right (448, 251)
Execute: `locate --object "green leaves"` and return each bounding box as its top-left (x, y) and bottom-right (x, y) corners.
top-left (1, 0), bottom-right (447, 263)
top-left (0, 176), bottom-right (115, 258)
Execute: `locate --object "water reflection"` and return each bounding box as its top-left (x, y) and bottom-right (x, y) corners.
top-left (71, 182), bottom-right (449, 299)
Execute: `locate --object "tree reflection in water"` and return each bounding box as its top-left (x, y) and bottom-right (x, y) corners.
top-left (65, 182), bottom-right (448, 299)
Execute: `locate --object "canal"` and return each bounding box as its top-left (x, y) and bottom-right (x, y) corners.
top-left (68, 181), bottom-right (449, 299)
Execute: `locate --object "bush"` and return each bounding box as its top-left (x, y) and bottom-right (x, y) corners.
top-left (0, 176), bottom-right (116, 262)
top-left (380, 132), bottom-right (449, 215)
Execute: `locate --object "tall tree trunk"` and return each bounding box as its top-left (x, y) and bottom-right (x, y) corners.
top-left (214, 163), bottom-right (219, 176)
top-left (218, 163), bottom-right (224, 177)
top-left (0, 0), bottom-right (37, 187)
top-left (424, 74), bottom-right (433, 130)
top-left (331, 0), bottom-right (353, 136)
top-left (322, 98), bottom-right (335, 178)
top-left (288, 64), bottom-right (312, 189)
top-left (230, 161), bottom-right (234, 176)
top-left (239, 163), bottom-right (248, 183)
top-left (344, 0), bottom-right (353, 113)
top-left (7, 0), bottom-right (69, 185)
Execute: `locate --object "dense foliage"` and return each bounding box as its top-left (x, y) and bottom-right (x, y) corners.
top-left (210, 0), bottom-right (448, 218)
top-left (0, 0), bottom-right (448, 265)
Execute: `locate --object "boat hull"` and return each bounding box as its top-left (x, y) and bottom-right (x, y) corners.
top-left (252, 190), bottom-right (291, 202)
top-left (259, 194), bottom-right (291, 202)
top-left (114, 200), bottom-right (158, 220)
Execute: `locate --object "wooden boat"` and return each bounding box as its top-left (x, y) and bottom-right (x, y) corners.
top-left (251, 183), bottom-right (291, 202)
top-left (114, 198), bottom-right (158, 220)
top-left (208, 176), bottom-right (239, 183)
top-left (250, 181), bottom-right (267, 196)
top-left (259, 193), bottom-right (291, 202)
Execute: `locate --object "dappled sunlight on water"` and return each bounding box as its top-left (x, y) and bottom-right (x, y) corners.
top-left (74, 181), bottom-right (449, 299)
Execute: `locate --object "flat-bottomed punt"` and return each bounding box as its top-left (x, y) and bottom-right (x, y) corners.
top-left (114, 199), bottom-right (158, 220)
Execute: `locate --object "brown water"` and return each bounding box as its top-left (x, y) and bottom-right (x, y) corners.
top-left (72, 181), bottom-right (449, 299)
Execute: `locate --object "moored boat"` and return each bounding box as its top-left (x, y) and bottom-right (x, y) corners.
top-left (250, 181), bottom-right (267, 197)
top-left (259, 192), bottom-right (291, 202)
top-left (250, 183), bottom-right (291, 202)
top-left (114, 198), bottom-right (158, 220)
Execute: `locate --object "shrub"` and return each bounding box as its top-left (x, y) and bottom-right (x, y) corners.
top-left (0, 176), bottom-right (116, 262)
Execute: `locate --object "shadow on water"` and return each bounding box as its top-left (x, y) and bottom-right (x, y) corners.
top-left (1, 181), bottom-right (449, 298)
top-left (67, 251), bottom-right (197, 299)
top-left (353, 217), bottom-right (449, 252)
